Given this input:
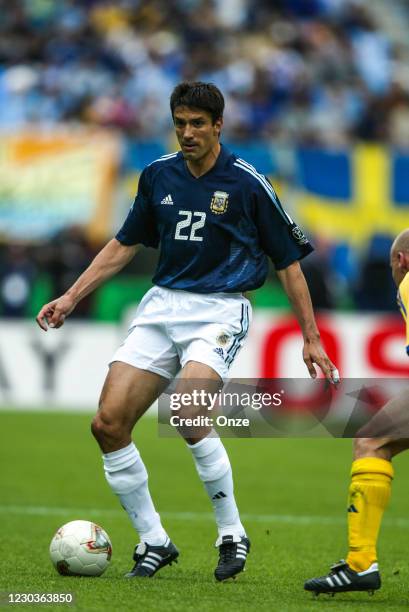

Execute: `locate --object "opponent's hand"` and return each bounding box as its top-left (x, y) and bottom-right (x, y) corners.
top-left (303, 337), bottom-right (340, 385)
top-left (36, 294), bottom-right (77, 331)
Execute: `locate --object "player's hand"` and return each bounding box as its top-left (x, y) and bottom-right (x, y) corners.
top-left (36, 294), bottom-right (77, 331)
top-left (303, 338), bottom-right (340, 385)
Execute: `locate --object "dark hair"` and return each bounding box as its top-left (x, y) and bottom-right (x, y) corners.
top-left (170, 81), bottom-right (225, 123)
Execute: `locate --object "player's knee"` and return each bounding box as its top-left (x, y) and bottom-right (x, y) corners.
top-left (91, 412), bottom-right (125, 445)
top-left (91, 412), bottom-right (107, 441)
top-left (353, 437), bottom-right (380, 458)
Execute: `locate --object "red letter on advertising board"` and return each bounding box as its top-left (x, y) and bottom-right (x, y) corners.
top-left (261, 316), bottom-right (340, 413)
top-left (261, 316), bottom-right (340, 378)
top-left (367, 317), bottom-right (409, 376)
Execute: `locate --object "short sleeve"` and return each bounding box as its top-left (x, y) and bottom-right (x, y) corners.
top-left (116, 168), bottom-right (159, 248)
top-left (254, 177), bottom-right (313, 269)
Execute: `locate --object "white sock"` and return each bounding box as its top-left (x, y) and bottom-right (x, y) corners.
top-left (187, 434), bottom-right (245, 538)
top-left (103, 442), bottom-right (168, 546)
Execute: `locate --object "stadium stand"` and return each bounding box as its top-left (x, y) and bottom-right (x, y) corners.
top-left (1, 0), bottom-right (409, 317)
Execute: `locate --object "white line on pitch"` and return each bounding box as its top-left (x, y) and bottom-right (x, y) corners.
top-left (1, 505), bottom-right (409, 528)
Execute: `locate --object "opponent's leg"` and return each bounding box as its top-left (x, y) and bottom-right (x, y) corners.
top-left (91, 363), bottom-right (178, 576)
top-left (344, 389), bottom-right (409, 577)
top-left (177, 360), bottom-right (249, 580)
top-left (304, 437), bottom-right (394, 595)
top-left (345, 438), bottom-right (395, 575)
top-left (305, 391), bottom-right (409, 595)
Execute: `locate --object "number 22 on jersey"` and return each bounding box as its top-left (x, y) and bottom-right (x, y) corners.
top-left (174, 210), bottom-right (206, 242)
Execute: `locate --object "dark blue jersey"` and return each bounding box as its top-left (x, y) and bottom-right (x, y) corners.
top-left (116, 145), bottom-right (313, 293)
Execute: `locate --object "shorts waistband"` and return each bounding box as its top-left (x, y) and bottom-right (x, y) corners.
top-left (153, 285), bottom-right (245, 299)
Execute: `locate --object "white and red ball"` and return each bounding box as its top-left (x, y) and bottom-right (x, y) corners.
top-left (49, 520), bottom-right (112, 576)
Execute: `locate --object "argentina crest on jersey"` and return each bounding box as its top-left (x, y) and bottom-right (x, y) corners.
top-left (210, 190), bottom-right (229, 215)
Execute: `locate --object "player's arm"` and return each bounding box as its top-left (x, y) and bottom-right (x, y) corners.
top-left (36, 239), bottom-right (140, 331)
top-left (37, 165), bottom-right (158, 332)
top-left (251, 175), bottom-right (339, 382)
top-left (277, 260), bottom-right (338, 383)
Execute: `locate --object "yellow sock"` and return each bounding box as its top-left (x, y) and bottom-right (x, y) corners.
top-left (346, 457), bottom-right (393, 572)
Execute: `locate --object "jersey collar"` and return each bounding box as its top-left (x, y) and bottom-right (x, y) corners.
top-left (182, 143), bottom-right (231, 180)
top-left (215, 143), bottom-right (231, 167)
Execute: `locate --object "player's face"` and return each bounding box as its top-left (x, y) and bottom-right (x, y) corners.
top-left (173, 106), bottom-right (222, 162)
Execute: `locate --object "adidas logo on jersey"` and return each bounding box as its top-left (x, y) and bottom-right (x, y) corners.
top-left (161, 194), bottom-right (173, 205)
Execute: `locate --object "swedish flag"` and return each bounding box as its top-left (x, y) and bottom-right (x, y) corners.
top-left (296, 145), bottom-right (409, 246)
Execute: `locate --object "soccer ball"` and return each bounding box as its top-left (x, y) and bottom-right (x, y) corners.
top-left (49, 520), bottom-right (112, 576)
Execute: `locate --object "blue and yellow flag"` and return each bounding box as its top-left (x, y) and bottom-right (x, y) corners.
top-left (296, 145), bottom-right (409, 246)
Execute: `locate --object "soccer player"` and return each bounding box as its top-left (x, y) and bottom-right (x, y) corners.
top-left (36, 82), bottom-right (338, 581)
top-left (304, 228), bottom-right (409, 596)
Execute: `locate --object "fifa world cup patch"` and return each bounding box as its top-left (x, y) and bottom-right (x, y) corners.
top-left (210, 191), bottom-right (229, 214)
top-left (291, 225), bottom-right (309, 245)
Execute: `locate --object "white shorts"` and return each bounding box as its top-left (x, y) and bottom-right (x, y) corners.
top-left (110, 286), bottom-right (252, 379)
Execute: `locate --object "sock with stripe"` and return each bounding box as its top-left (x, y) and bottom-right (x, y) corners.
top-left (346, 457), bottom-right (394, 572)
top-left (103, 442), bottom-right (168, 546)
top-left (187, 434), bottom-right (246, 538)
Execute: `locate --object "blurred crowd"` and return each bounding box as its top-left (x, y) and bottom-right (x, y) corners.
top-left (0, 227), bottom-right (397, 318)
top-left (1, 0), bottom-right (409, 145)
top-left (0, 0), bottom-right (407, 317)
top-left (0, 227), bottom-right (97, 318)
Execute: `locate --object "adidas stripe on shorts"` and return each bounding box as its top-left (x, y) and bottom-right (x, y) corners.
top-left (110, 286), bottom-right (251, 379)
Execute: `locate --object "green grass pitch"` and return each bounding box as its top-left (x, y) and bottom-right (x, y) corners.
top-left (1, 411), bottom-right (409, 611)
